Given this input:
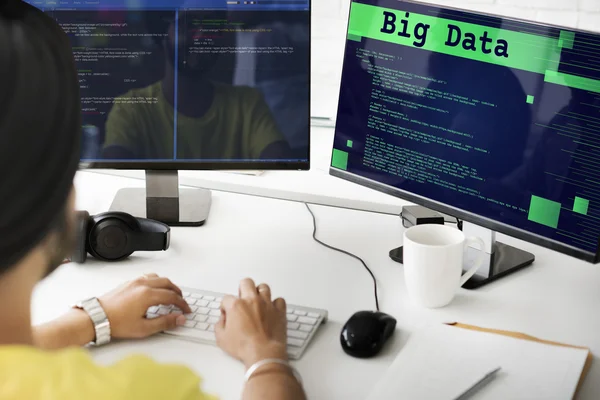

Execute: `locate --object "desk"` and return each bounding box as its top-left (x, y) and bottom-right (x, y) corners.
top-left (32, 172), bottom-right (600, 399)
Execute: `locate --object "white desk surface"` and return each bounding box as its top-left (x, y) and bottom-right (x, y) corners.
top-left (32, 171), bottom-right (600, 400)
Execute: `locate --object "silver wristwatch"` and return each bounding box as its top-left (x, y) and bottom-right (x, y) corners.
top-left (74, 297), bottom-right (111, 346)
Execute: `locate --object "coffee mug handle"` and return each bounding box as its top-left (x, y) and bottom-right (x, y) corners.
top-left (459, 237), bottom-right (486, 287)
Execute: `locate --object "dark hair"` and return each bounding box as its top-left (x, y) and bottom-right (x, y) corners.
top-left (0, 0), bottom-right (81, 272)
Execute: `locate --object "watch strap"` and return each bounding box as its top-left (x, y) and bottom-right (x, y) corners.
top-left (78, 297), bottom-right (111, 346)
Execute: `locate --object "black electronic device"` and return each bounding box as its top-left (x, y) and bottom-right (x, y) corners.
top-left (329, 0), bottom-right (600, 288)
top-left (26, 0), bottom-right (312, 226)
top-left (72, 211), bottom-right (170, 263)
top-left (340, 311), bottom-right (397, 358)
top-left (401, 205), bottom-right (444, 228)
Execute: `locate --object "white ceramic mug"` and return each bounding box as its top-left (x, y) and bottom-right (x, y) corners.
top-left (403, 224), bottom-right (485, 308)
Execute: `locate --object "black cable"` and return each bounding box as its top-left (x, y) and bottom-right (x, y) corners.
top-left (304, 203), bottom-right (380, 312)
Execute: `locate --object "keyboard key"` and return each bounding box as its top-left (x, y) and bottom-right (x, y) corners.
top-left (209, 310), bottom-right (221, 317)
top-left (287, 308), bottom-right (295, 314)
top-left (184, 321), bottom-right (196, 328)
top-left (184, 314), bottom-right (194, 320)
top-left (166, 327), bottom-right (215, 342)
top-left (207, 325), bottom-right (215, 332)
top-left (189, 305), bottom-right (198, 313)
top-left (196, 300), bottom-right (209, 307)
top-left (147, 306), bottom-right (159, 314)
top-left (297, 316), bottom-right (317, 325)
top-left (194, 315), bottom-right (208, 323)
top-left (158, 306), bottom-right (171, 315)
top-left (288, 338), bottom-right (304, 347)
top-left (294, 310), bottom-right (307, 316)
top-left (207, 316), bottom-right (220, 324)
top-left (288, 330), bottom-right (309, 340)
top-left (171, 307), bottom-right (181, 313)
top-left (208, 302), bottom-right (220, 309)
top-left (287, 347), bottom-right (301, 359)
top-left (146, 313), bottom-right (159, 319)
top-left (182, 291), bottom-right (190, 297)
top-left (215, 297), bottom-right (223, 302)
top-left (307, 312), bottom-right (320, 318)
top-left (287, 322), bottom-right (300, 330)
top-left (299, 324), bottom-right (312, 332)
top-left (195, 322), bottom-right (209, 331)
top-left (204, 295), bottom-right (215, 301)
top-left (186, 298), bottom-right (197, 305)
top-left (197, 307), bottom-right (210, 315)
top-left (286, 314), bottom-right (298, 322)
top-left (191, 293), bottom-right (203, 299)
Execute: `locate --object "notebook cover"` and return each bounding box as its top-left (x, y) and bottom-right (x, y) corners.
top-left (447, 322), bottom-right (593, 399)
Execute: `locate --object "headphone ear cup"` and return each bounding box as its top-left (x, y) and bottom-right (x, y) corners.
top-left (71, 211), bottom-right (90, 263)
top-left (88, 217), bottom-right (134, 261)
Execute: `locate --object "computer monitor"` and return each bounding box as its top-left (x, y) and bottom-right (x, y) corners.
top-left (29, 0), bottom-right (310, 225)
top-left (330, 0), bottom-right (600, 287)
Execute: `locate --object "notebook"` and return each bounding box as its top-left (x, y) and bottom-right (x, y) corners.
top-left (367, 323), bottom-right (591, 400)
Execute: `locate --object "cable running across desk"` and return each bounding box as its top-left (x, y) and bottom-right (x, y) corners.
top-left (304, 203), bottom-right (380, 311)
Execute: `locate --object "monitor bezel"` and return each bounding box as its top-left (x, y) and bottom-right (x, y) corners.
top-left (330, 0), bottom-right (600, 263)
top-left (80, 1), bottom-right (312, 172)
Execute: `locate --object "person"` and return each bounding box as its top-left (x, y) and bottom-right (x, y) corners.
top-left (102, 9), bottom-right (292, 161)
top-left (0, 1), bottom-right (305, 399)
top-left (233, 19), bottom-right (310, 158)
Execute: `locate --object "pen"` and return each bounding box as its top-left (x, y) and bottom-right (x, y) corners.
top-left (453, 367), bottom-right (501, 400)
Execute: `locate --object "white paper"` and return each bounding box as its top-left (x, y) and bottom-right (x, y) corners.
top-left (367, 324), bottom-right (588, 400)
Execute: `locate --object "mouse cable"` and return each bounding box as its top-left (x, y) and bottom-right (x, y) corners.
top-left (304, 203), bottom-right (380, 312)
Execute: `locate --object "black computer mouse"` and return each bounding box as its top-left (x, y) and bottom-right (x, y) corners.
top-left (340, 311), bottom-right (397, 358)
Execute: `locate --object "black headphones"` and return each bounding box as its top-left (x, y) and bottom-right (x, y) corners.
top-left (72, 211), bottom-right (171, 263)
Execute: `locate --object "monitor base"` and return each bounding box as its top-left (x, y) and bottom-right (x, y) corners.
top-left (388, 242), bottom-right (534, 289)
top-left (109, 170), bottom-right (211, 226)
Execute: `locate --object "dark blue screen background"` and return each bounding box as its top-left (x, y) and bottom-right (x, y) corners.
top-left (28, 0), bottom-right (310, 163)
top-left (333, 0), bottom-right (600, 256)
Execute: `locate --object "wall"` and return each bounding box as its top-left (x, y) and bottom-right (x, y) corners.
top-left (311, 0), bottom-right (600, 118)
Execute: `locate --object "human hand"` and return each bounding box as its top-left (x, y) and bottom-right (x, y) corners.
top-left (98, 273), bottom-right (191, 339)
top-left (215, 278), bottom-right (288, 368)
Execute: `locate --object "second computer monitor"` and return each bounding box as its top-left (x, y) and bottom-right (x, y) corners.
top-left (34, 0), bottom-right (310, 170)
top-left (331, 0), bottom-right (600, 263)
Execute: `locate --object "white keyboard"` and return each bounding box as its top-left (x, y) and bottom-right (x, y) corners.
top-left (146, 287), bottom-right (328, 360)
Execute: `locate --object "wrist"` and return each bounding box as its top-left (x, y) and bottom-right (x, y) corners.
top-left (71, 309), bottom-right (96, 346)
top-left (65, 309), bottom-right (97, 347)
top-left (242, 341), bottom-right (288, 369)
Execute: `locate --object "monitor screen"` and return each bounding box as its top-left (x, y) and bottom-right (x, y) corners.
top-left (27, 0), bottom-right (310, 168)
top-left (331, 0), bottom-right (600, 260)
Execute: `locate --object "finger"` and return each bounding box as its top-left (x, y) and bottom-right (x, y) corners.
top-left (220, 295), bottom-right (237, 313)
top-left (273, 297), bottom-right (286, 313)
top-left (142, 277), bottom-right (183, 296)
top-left (143, 313), bottom-right (186, 335)
top-left (148, 289), bottom-right (192, 313)
top-left (215, 312), bottom-right (226, 339)
top-left (239, 278), bottom-right (257, 300)
top-left (257, 283), bottom-right (271, 303)
top-left (142, 273), bottom-right (159, 279)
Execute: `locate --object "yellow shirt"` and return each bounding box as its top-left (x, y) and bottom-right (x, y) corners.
top-left (104, 82), bottom-right (284, 160)
top-left (0, 346), bottom-right (216, 400)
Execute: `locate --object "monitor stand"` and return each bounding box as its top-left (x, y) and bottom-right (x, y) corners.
top-left (389, 221), bottom-right (535, 289)
top-left (109, 170), bottom-right (211, 226)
